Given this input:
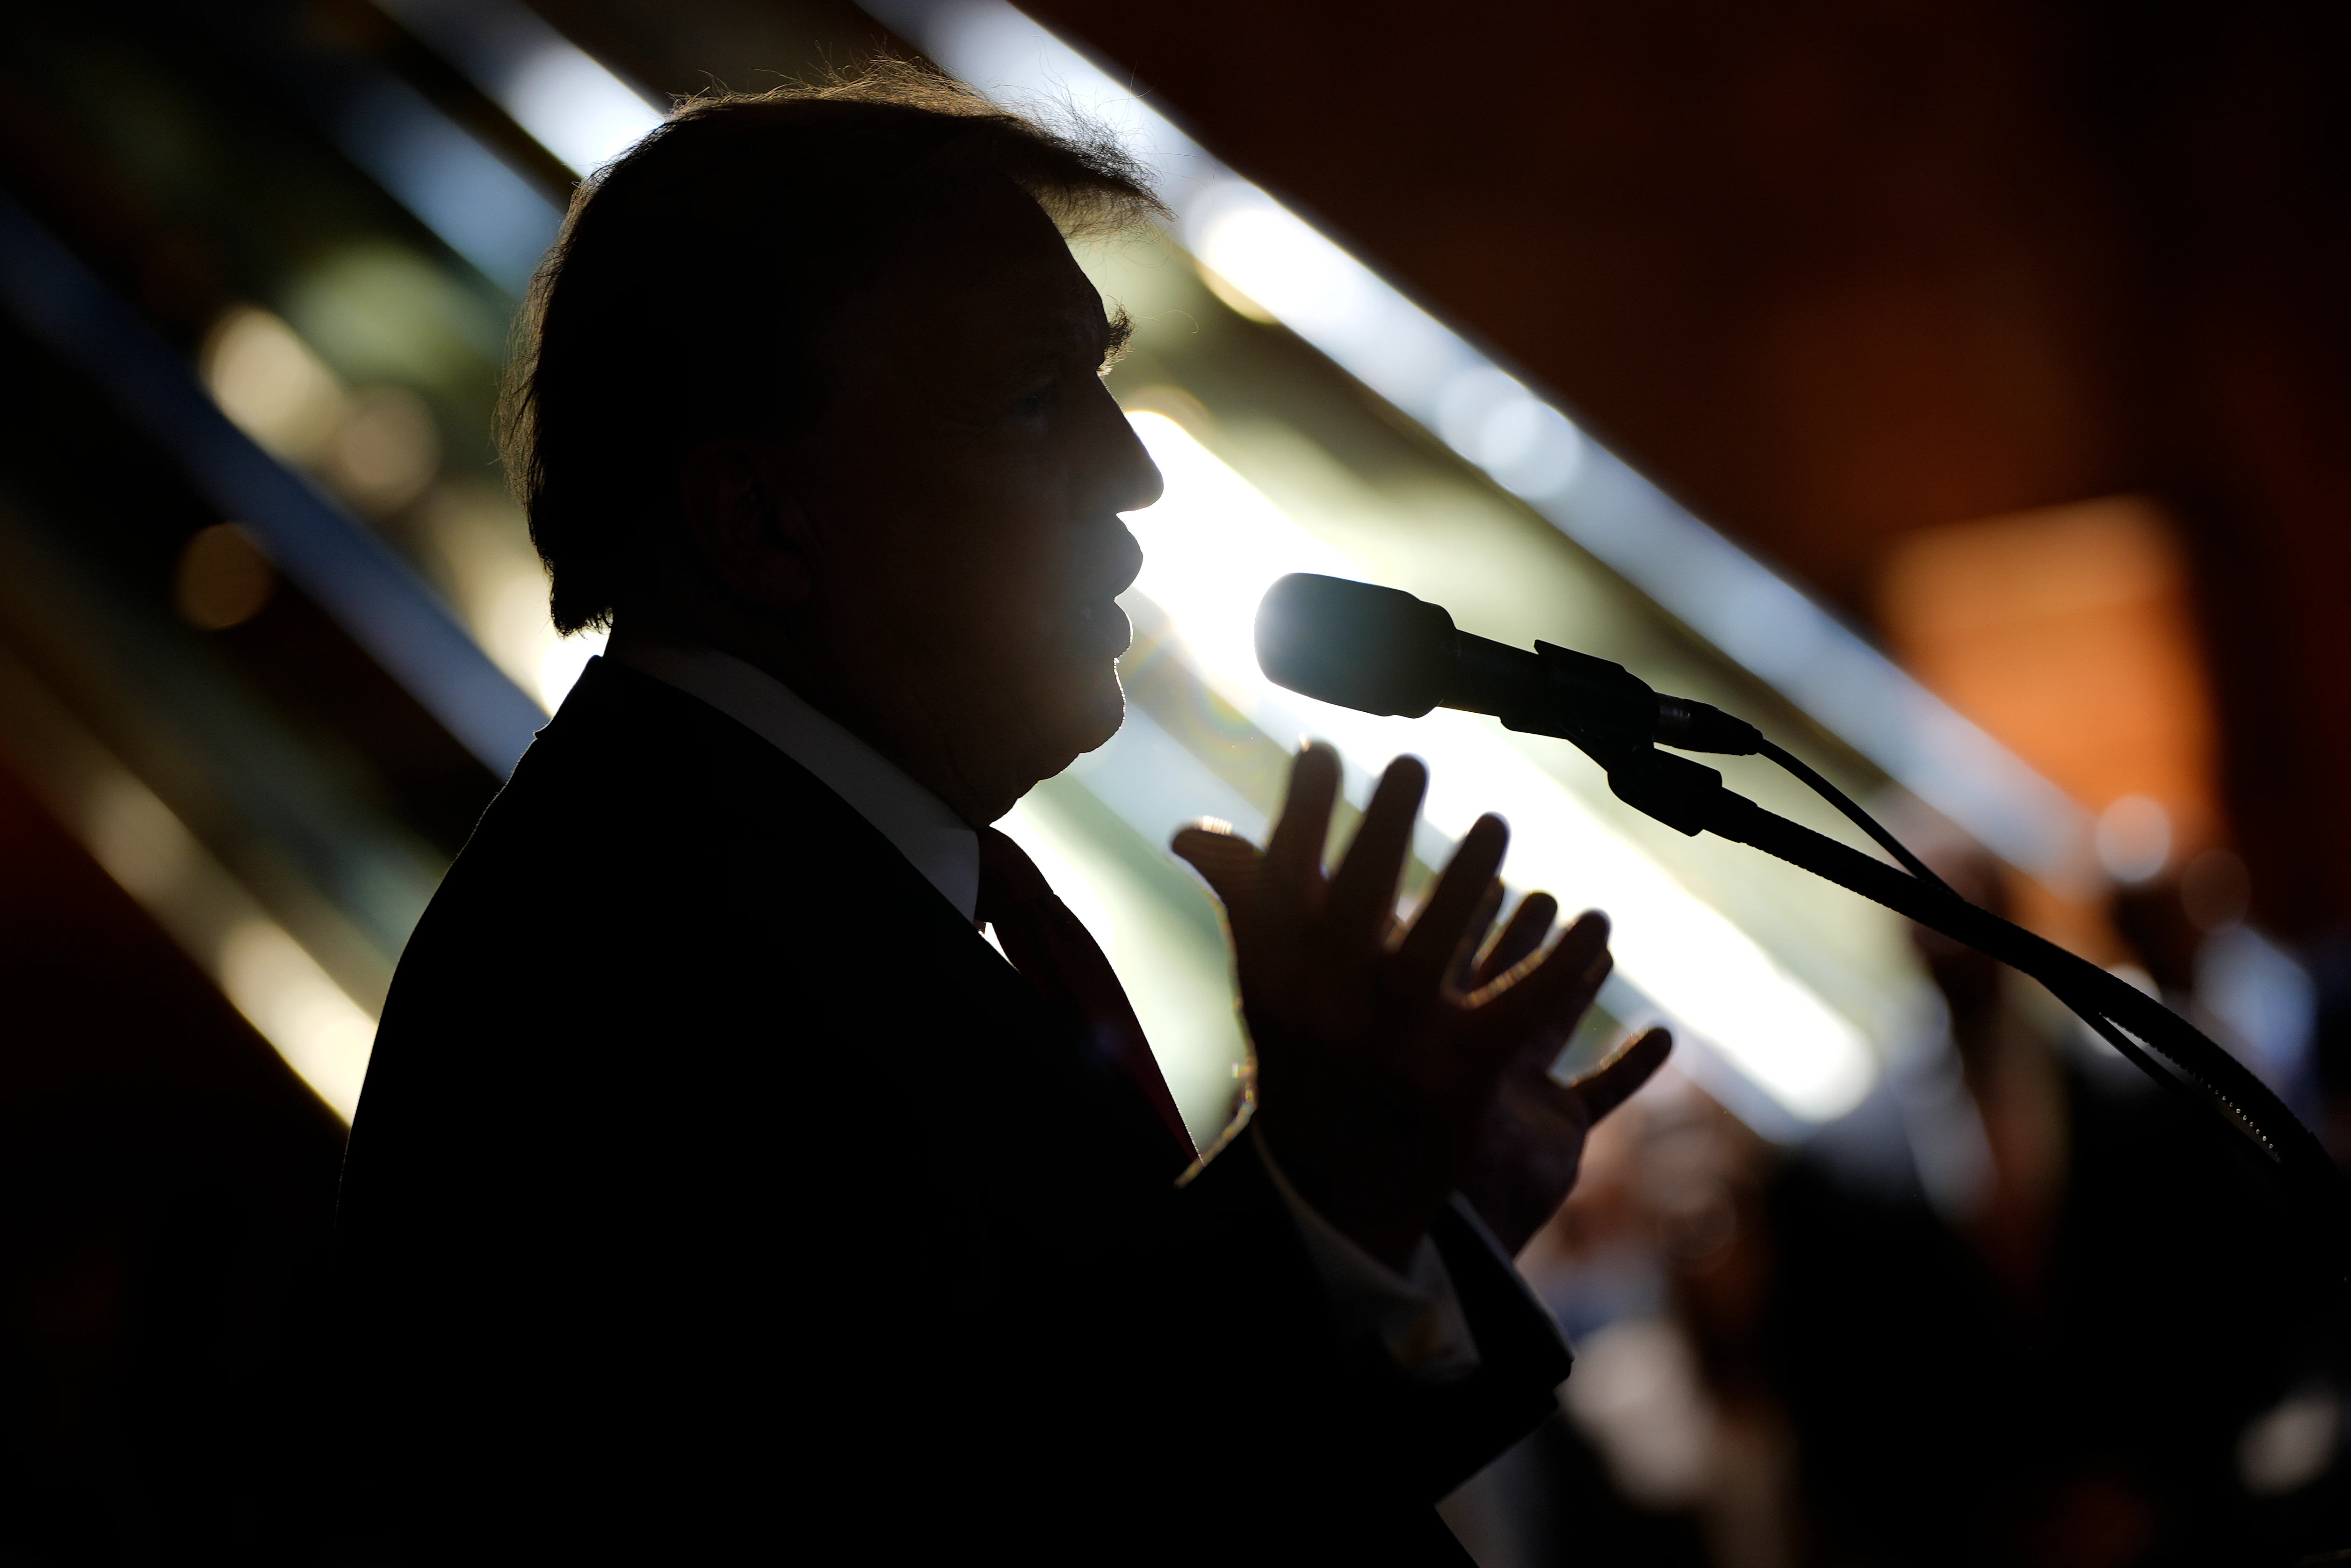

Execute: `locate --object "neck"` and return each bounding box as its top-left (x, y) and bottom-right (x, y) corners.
top-left (610, 608), bottom-right (1007, 826)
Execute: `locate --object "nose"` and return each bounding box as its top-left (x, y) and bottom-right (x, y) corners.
top-left (1084, 376), bottom-right (1162, 516)
top-left (1103, 405), bottom-right (1155, 598)
top-left (1111, 410), bottom-right (1163, 516)
top-left (1072, 379), bottom-right (1157, 599)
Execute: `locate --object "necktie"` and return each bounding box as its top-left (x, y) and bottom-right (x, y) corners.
top-left (975, 827), bottom-right (1197, 1163)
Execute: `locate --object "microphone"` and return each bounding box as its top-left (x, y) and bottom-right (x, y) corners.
top-left (1253, 573), bottom-right (1761, 755)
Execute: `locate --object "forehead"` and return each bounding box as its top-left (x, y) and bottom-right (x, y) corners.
top-left (838, 181), bottom-right (1109, 376)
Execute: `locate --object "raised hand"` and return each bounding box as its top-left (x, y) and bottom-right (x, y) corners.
top-left (1440, 890), bottom-right (1674, 1255)
top-left (1172, 743), bottom-right (1659, 1271)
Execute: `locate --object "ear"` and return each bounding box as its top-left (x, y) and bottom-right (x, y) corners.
top-left (676, 438), bottom-right (812, 611)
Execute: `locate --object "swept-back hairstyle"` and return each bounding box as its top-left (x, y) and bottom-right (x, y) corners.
top-left (501, 61), bottom-right (1165, 634)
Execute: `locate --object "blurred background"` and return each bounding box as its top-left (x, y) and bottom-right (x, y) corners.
top-left (2, 0), bottom-right (2347, 1563)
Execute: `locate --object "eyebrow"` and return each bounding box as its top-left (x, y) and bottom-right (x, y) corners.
top-left (1000, 306), bottom-right (1136, 387)
top-left (1100, 307), bottom-right (1134, 370)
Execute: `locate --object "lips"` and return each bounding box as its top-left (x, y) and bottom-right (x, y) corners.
top-left (1074, 597), bottom-right (1132, 659)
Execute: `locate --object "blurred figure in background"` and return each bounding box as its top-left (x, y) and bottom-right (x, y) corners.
top-left (1763, 838), bottom-right (2341, 1565)
top-left (1509, 829), bottom-right (2348, 1568)
top-left (1518, 1070), bottom-right (1790, 1568)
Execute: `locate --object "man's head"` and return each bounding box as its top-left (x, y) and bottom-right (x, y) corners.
top-left (505, 66), bottom-right (1165, 823)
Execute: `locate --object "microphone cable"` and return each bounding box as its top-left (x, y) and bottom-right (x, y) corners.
top-left (1645, 728), bottom-right (2351, 1285)
top-left (1751, 737), bottom-right (1955, 898)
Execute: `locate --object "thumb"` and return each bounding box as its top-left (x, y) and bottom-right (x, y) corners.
top-left (1567, 1027), bottom-right (1672, 1124)
top-left (1172, 822), bottom-right (1265, 912)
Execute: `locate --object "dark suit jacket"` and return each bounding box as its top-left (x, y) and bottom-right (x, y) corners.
top-left (331, 657), bottom-right (1571, 1563)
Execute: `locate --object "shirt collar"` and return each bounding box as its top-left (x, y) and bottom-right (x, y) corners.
top-left (608, 638), bottom-right (981, 921)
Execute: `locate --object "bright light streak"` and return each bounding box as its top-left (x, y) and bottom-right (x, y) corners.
top-left (1187, 183), bottom-right (1470, 419)
top-left (82, 771), bottom-right (376, 1119)
top-left (1186, 186), bottom-right (1583, 501)
top-left (877, 0), bottom-right (1222, 193)
top-left (1122, 412), bottom-right (1874, 1123)
top-left (333, 76), bottom-right (562, 292)
top-left (1433, 366), bottom-right (1584, 499)
top-left (497, 44), bottom-right (663, 176)
top-left (217, 921), bottom-right (377, 1119)
top-left (374, 0), bottom-right (665, 179)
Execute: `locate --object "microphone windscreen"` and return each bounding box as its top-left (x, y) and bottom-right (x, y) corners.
top-left (1254, 574), bottom-right (1457, 718)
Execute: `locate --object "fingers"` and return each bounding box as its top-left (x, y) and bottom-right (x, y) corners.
top-left (1393, 816), bottom-right (1509, 996)
top-left (1474, 892), bottom-right (1558, 990)
top-left (1447, 880), bottom-right (1506, 993)
top-left (1568, 1026), bottom-right (1672, 1123)
top-left (1324, 756), bottom-right (1429, 950)
top-left (1471, 911), bottom-right (1612, 1057)
top-left (1171, 823), bottom-right (1264, 912)
top-left (1264, 744), bottom-right (1342, 916)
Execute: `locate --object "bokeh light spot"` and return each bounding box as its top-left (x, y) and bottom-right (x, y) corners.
top-left (174, 522), bottom-right (276, 631)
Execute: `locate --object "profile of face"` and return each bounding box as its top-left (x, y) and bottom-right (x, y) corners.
top-left (670, 178), bottom-right (1162, 826)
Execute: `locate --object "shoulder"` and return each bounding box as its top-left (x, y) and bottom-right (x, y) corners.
top-left (422, 658), bottom-right (927, 939)
top-left (362, 658), bottom-right (973, 1112)
top-left (476, 658), bottom-right (852, 860)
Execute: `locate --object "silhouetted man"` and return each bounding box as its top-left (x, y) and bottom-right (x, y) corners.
top-left (332, 67), bottom-right (1666, 1564)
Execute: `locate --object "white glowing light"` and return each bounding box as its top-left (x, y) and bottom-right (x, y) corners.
top-left (497, 43), bottom-right (665, 176)
top-left (373, 0), bottom-right (665, 179)
top-left (217, 921), bottom-right (378, 1119)
top-left (995, 800), bottom-right (1118, 955)
top-left (1121, 412), bottom-right (1874, 1122)
top-left (1192, 203), bottom-right (1370, 340)
top-left (898, 0), bottom-right (1221, 190)
top-left (1183, 186), bottom-right (1584, 504)
top-left (81, 770), bottom-right (376, 1120)
top-left (536, 627), bottom-right (608, 713)
top-left (1187, 183), bottom-right (1469, 413)
top-left (1433, 366), bottom-right (1585, 498)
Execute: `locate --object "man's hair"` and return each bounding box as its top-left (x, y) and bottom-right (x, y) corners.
top-left (501, 62), bottom-right (1165, 634)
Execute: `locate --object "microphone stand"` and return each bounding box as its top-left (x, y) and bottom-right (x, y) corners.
top-left (1251, 570), bottom-right (2351, 1282)
top-left (1563, 726), bottom-right (2351, 1286)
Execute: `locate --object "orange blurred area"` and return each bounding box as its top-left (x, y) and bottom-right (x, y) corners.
top-left (1876, 495), bottom-right (2219, 855)
top-left (1874, 494), bottom-right (2225, 954)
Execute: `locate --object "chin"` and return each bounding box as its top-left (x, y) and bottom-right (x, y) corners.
top-left (1071, 668), bottom-right (1128, 754)
top-left (1027, 667), bottom-right (1128, 782)
top-left (974, 665), bottom-right (1130, 824)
